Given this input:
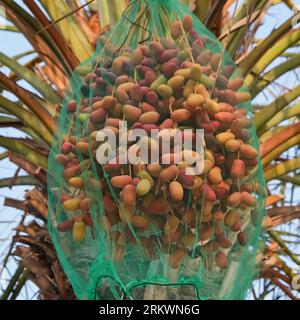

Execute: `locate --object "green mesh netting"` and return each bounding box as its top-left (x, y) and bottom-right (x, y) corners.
top-left (48, 0), bottom-right (266, 300)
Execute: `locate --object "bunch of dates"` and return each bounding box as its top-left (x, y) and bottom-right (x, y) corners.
top-left (55, 15), bottom-right (259, 271)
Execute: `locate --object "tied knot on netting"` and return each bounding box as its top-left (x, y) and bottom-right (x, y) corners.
top-left (109, 0), bottom-right (152, 67)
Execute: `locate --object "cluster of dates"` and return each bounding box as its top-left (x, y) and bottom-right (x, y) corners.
top-left (55, 15), bottom-right (259, 270)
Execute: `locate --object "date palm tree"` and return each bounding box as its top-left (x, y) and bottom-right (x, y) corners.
top-left (0, 0), bottom-right (299, 300)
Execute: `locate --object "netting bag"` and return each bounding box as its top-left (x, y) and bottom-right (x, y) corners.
top-left (48, 0), bottom-right (266, 300)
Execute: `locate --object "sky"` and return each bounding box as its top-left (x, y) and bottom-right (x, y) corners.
top-left (0, 0), bottom-right (299, 300)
